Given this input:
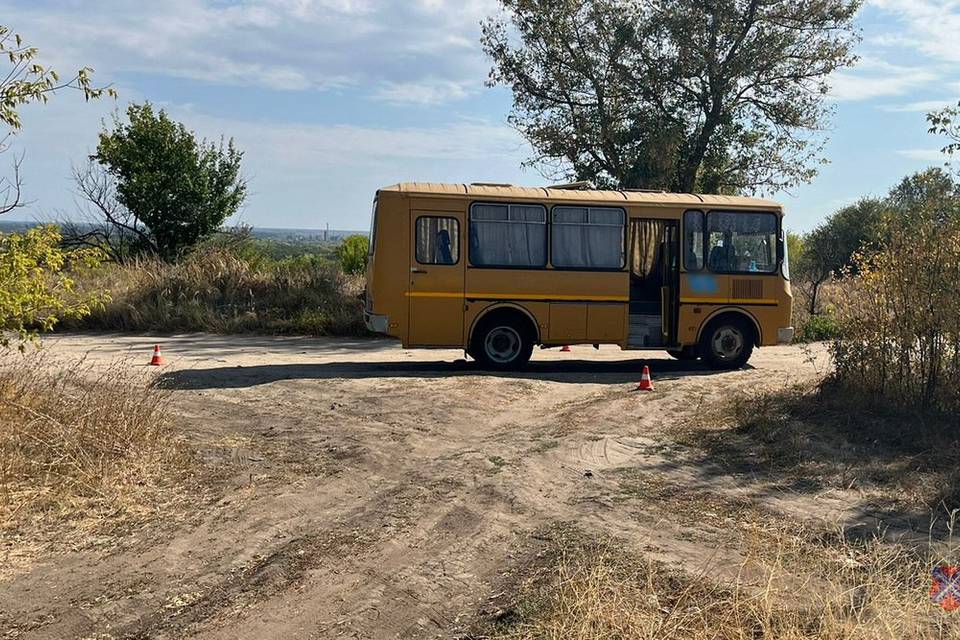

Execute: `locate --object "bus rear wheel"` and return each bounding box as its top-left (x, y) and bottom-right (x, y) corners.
top-left (700, 317), bottom-right (754, 370)
top-left (472, 318), bottom-right (534, 371)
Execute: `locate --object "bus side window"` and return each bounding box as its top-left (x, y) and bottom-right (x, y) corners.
top-left (469, 203), bottom-right (547, 268)
top-left (416, 217), bottom-right (460, 265)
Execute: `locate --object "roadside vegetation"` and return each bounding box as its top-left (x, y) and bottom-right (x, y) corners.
top-left (0, 27), bottom-right (200, 573)
top-left (470, 523), bottom-right (957, 639)
top-left (0, 353), bottom-right (198, 571)
top-left (65, 237), bottom-right (367, 336)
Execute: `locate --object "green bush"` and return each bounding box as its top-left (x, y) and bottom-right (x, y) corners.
top-left (0, 226), bottom-right (105, 347)
top-left (92, 103), bottom-right (246, 260)
top-left (336, 235), bottom-right (369, 275)
top-left (796, 313), bottom-right (841, 343)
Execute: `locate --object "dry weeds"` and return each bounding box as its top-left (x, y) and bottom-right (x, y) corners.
top-left (62, 247), bottom-right (367, 336)
top-left (471, 523), bottom-right (960, 639)
top-left (0, 351), bottom-right (198, 572)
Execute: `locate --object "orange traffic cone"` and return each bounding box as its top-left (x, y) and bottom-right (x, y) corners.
top-left (635, 365), bottom-right (654, 391)
top-left (149, 345), bottom-right (165, 366)
top-left (560, 345), bottom-right (572, 352)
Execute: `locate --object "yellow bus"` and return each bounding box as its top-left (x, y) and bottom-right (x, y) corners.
top-left (363, 182), bottom-right (793, 370)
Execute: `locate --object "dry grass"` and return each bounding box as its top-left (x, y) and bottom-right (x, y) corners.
top-left (0, 351), bottom-right (197, 570)
top-left (683, 382), bottom-right (960, 515)
top-left (471, 524), bottom-right (960, 639)
top-left (62, 247), bottom-right (368, 336)
top-left (469, 378), bottom-right (960, 639)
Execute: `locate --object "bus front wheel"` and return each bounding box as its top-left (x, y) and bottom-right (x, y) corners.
top-left (700, 317), bottom-right (754, 370)
top-left (667, 346), bottom-right (699, 361)
top-left (472, 319), bottom-right (534, 371)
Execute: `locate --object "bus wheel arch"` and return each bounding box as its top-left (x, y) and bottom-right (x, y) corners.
top-left (468, 305), bottom-right (538, 370)
top-left (697, 310), bottom-right (760, 370)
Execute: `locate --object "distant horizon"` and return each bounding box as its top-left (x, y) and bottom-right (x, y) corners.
top-left (0, 219), bottom-right (370, 235)
top-left (0, 218), bottom-right (368, 236)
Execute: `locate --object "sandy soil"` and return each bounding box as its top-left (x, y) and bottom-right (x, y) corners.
top-left (1, 335), bottom-right (837, 639)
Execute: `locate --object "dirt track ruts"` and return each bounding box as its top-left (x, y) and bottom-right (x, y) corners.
top-left (1, 335), bottom-right (835, 639)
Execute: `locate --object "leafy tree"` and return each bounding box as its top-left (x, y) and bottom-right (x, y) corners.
top-left (886, 167), bottom-right (960, 225)
top-left (786, 231), bottom-right (805, 270)
top-left (0, 226), bottom-right (105, 347)
top-left (795, 198), bottom-right (884, 314)
top-left (0, 27), bottom-right (111, 347)
top-left (834, 174), bottom-right (960, 411)
top-left (0, 25), bottom-right (113, 214)
top-left (336, 235), bottom-right (369, 275)
top-left (928, 101), bottom-right (960, 160)
top-left (92, 103), bottom-right (246, 260)
top-left (482, 0), bottom-right (860, 193)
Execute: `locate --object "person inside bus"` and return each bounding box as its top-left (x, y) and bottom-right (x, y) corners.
top-left (435, 228), bottom-right (454, 264)
top-left (708, 235), bottom-right (738, 272)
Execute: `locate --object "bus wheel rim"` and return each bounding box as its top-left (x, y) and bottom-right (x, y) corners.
top-left (485, 326), bottom-right (521, 363)
top-left (712, 326), bottom-right (744, 360)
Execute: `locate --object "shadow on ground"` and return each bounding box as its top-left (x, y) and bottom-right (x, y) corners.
top-left (158, 356), bottom-right (736, 389)
top-left (655, 383), bottom-right (960, 543)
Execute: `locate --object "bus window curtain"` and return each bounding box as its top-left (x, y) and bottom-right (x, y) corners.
top-left (552, 207), bottom-right (625, 269)
top-left (416, 217), bottom-right (459, 265)
top-left (470, 204), bottom-right (546, 267)
top-left (630, 219), bottom-right (664, 280)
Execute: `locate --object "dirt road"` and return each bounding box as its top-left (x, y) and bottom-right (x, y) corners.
top-left (2, 335), bottom-right (834, 639)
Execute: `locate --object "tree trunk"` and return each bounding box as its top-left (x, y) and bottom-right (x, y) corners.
top-left (809, 281), bottom-right (821, 316)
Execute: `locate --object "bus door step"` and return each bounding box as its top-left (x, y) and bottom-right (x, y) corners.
top-left (628, 314), bottom-right (664, 348)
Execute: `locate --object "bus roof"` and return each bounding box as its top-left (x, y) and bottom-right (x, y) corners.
top-left (379, 182), bottom-right (782, 212)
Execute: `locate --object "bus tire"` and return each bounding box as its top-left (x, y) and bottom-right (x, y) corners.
top-left (667, 346), bottom-right (699, 361)
top-left (700, 316), bottom-right (754, 370)
top-left (471, 314), bottom-right (535, 371)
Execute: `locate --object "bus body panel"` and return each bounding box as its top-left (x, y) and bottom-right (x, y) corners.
top-left (364, 184), bottom-right (794, 356)
top-left (364, 190), bottom-right (411, 343)
top-left (463, 267), bottom-right (629, 348)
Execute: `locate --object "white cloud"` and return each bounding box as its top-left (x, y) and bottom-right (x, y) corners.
top-left (881, 99), bottom-right (955, 112)
top-left (1, 0), bottom-right (500, 103)
top-left (4, 90), bottom-right (533, 228)
top-left (869, 0), bottom-right (960, 63)
top-left (897, 148), bottom-right (947, 161)
top-left (373, 79), bottom-right (478, 106)
top-left (829, 58), bottom-right (937, 101)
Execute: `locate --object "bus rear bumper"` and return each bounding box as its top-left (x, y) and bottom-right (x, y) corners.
top-left (777, 326), bottom-right (795, 345)
top-left (364, 311), bottom-right (390, 334)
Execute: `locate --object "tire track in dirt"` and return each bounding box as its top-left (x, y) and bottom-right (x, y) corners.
top-left (1, 338), bottom-right (835, 640)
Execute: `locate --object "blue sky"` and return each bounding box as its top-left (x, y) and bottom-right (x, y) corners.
top-left (3, 0), bottom-right (960, 233)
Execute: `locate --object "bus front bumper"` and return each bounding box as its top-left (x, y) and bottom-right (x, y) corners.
top-left (364, 311), bottom-right (389, 334)
top-left (777, 327), bottom-right (795, 345)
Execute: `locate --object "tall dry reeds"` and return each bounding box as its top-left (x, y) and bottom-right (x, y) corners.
top-left (66, 247), bottom-right (367, 336)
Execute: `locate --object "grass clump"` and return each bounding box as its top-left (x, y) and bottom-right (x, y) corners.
top-left (0, 352), bottom-right (196, 570)
top-left (470, 525), bottom-right (960, 639)
top-left (64, 246), bottom-right (368, 336)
